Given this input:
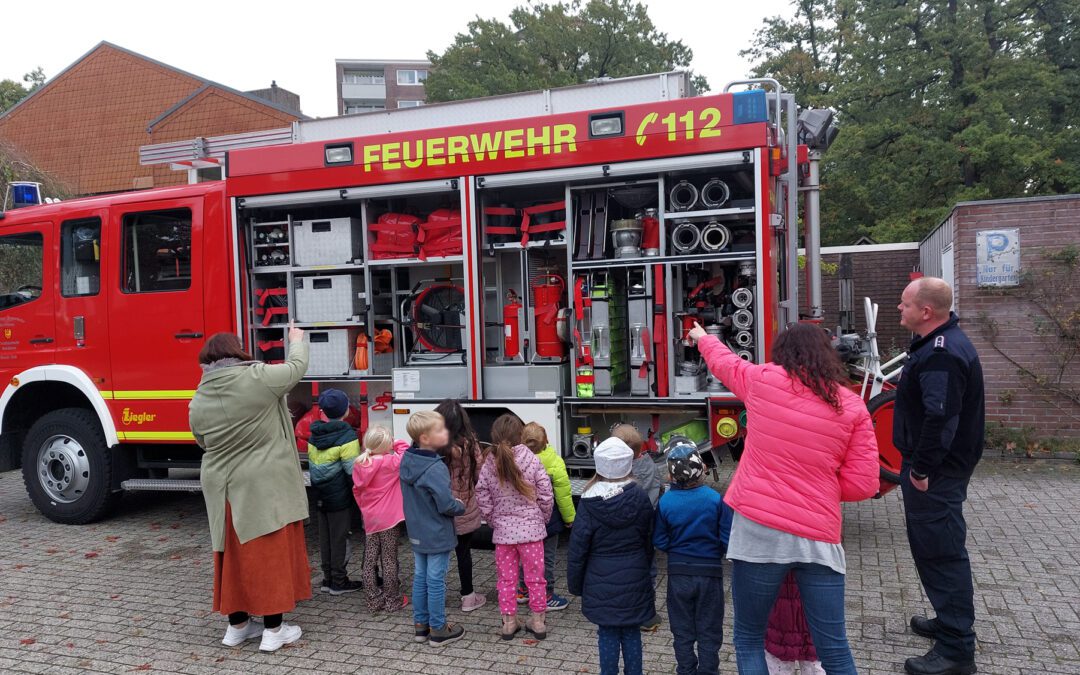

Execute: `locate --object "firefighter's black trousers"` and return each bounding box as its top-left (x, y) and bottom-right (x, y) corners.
top-left (901, 462), bottom-right (977, 662)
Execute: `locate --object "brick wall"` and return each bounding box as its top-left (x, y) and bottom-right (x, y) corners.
top-left (798, 244), bottom-right (920, 354)
top-left (0, 43), bottom-right (298, 195)
top-left (383, 65), bottom-right (428, 109)
top-left (948, 197), bottom-right (1080, 439)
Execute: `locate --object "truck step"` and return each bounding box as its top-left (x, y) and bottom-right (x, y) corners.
top-left (122, 472), bottom-right (312, 492)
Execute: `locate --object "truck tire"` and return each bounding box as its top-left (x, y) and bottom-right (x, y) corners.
top-left (21, 408), bottom-right (121, 524)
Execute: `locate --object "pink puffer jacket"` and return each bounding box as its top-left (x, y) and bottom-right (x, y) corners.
top-left (698, 335), bottom-right (878, 544)
top-left (446, 439), bottom-right (483, 535)
top-left (475, 444), bottom-right (554, 545)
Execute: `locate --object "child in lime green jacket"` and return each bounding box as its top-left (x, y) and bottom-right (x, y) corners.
top-left (522, 422), bottom-right (576, 611)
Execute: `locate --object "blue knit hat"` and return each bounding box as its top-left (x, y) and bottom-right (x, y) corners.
top-left (318, 389), bottom-right (350, 420)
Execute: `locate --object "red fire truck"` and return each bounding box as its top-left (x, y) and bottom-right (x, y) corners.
top-left (0, 73), bottom-right (900, 524)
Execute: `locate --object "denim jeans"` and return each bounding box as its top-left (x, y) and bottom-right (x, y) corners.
top-left (412, 551), bottom-right (451, 629)
top-left (731, 560), bottom-right (856, 675)
top-left (597, 625), bottom-right (643, 675)
top-left (667, 574), bottom-right (725, 675)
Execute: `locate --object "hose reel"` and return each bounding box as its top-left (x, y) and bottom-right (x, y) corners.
top-left (670, 220), bottom-right (701, 253)
top-left (668, 180), bottom-right (699, 212)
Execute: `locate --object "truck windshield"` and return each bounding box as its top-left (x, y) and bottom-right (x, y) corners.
top-left (0, 232), bottom-right (44, 310)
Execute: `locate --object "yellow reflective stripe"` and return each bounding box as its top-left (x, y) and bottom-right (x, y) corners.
top-left (99, 390), bottom-right (196, 400)
top-left (117, 431), bottom-right (196, 441)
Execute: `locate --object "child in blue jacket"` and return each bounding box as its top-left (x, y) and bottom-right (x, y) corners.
top-left (653, 443), bottom-right (733, 675)
top-left (568, 437), bottom-right (655, 675)
top-left (399, 410), bottom-right (466, 647)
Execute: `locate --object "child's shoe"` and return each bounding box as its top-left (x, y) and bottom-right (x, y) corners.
top-left (500, 614), bottom-right (521, 641)
top-left (525, 612), bottom-right (547, 640)
top-left (258, 623), bottom-right (302, 652)
top-left (461, 592), bottom-right (487, 612)
top-left (317, 578), bottom-right (330, 593)
top-left (328, 579), bottom-right (363, 596)
top-left (545, 594), bottom-right (571, 611)
top-left (221, 619), bottom-right (263, 647)
top-left (428, 622), bottom-right (465, 647)
top-left (516, 588), bottom-right (529, 605)
top-left (414, 623), bottom-right (430, 642)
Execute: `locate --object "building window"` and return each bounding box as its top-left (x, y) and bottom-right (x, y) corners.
top-left (397, 100), bottom-right (423, 108)
top-left (345, 102), bottom-right (386, 114)
top-left (397, 69), bottom-right (429, 85)
top-left (0, 232), bottom-right (43, 311)
top-left (61, 217), bottom-right (101, 297)
top-left (343, 70), bottom-right (385, 85)
top-left (122, 209), bottom-right (192, 293)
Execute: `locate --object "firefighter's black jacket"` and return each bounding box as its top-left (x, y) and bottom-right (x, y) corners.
top-left (893, 313), bottom-right (985, 478)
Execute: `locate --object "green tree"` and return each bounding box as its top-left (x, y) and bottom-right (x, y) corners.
top-left (745, 1), bottom-right (1080, 245)
top-left (0, 67), bottom-right (46, 113)
top-left (426, 0), bottom-right (707, 102)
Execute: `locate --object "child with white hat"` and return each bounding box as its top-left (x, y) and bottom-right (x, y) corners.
top-left (567, 437), bottom-right (656, 675)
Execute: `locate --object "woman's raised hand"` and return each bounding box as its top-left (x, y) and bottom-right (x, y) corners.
top-left (687, 321), bottom-right (707, 344)
top-left (288, 321), bottom-right (304, 344)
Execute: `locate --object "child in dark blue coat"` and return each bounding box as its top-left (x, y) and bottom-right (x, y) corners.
top-left (568, 437), bottom-right (655, 675)
top-left (653, 444), bottom-right (733, 675)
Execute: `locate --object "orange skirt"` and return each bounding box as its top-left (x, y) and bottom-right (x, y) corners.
top-left (212, 502), bottom-right (311, 616)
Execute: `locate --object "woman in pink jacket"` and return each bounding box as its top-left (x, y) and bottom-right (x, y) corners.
top-left (475, 414), bottom-right (554, 641)
top-left (352, 426), bottom-right (409, 612)
top-left (687, 321), bottom-right (878, 675)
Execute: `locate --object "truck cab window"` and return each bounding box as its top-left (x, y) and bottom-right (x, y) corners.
top-left (121, 209), bottom-right (192, 293)
top-left (61, 217), bottom-right (101, 297)
top-left (0, 233), bottom-right (44, 310)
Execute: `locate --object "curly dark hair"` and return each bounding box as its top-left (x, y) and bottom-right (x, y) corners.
top-left (770, 323), bottom-right (848, 412)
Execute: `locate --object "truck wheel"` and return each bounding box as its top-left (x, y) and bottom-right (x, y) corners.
top-left (867, 390), bottom-right (902, 494)
top-left (21, 408), bottom-right (120, 524)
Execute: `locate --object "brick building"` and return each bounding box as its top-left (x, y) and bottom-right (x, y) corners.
top-left (0, 42), bottom-right (303, 195)
top-left (798, 242), bottom-right (920, 354)
top-left (921, 195), bottom-right (1080, 440)
top-left (335, 59), bottom-right (430, 115)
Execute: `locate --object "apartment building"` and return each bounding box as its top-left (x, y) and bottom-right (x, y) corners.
top-left (335, 59), bottom-right (430, 115)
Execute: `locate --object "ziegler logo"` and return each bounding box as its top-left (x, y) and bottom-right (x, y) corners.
top-left (3, 329), bottom-right (11, 339)
top-left (121, 408), bottom-right (157, 425)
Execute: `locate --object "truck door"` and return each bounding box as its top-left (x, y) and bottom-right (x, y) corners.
top-left (0, 223), bottom-right (54, 378)
top-left (55, 209), bottom-right (112, 396)
top-left (107, 197), bottom-right (204, 441)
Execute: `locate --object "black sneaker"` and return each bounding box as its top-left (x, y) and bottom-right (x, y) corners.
top-left (910, 615), bottom-right (941, 639)
top-left (327, 579), bottom-right (363, 596)
top-left (318, 578), bottom-right (331, 594)
top-left (428, 622), bottom-right (465, 647)
top-left (904, 649), bottom-right (977, 675)
top-left (414, 623), bottom-right (430, 643)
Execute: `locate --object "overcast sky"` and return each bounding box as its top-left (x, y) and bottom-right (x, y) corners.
top-left (0, 0), bottom-right (793, 119)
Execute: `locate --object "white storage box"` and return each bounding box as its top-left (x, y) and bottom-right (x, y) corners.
top-left (291, 328), bottom-right (360, 377)
top-left (294, 217), bottom-right (362, 266)
top-left (295, 274), bottom-right (365, 323)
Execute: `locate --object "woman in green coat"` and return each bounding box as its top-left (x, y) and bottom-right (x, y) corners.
top-left (188, 323), bottom-right (311, 653)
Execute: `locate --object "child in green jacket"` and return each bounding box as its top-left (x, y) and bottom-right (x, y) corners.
top-left (522, 422), bottom-right (576, 611)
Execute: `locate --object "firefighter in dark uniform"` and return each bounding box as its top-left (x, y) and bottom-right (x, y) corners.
top-left (894, 277), bottom-right (984, 675)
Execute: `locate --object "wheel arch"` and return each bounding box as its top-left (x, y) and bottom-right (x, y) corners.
top-left (0, 366), bottom-right (119, 447)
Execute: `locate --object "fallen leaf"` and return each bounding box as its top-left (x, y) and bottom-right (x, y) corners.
top-left (149, 523), bottom-right (161, 531)
top-left (130, 664), bottom-right (152, 671)
top-left (84, 551), bottom-right (99, 559)
top-left (77, 661), bottom-right (92, 668)
top-left (0, 515), bottom-right (7, 523)
top-left (169, 524), bottom-right (181, 530)
top-left (109, 594), bottom-right (121, 600)
top-left (522, 638), bottom-right (538, 646)
top-left (66, 643), bottom-right (75, 649)
top-left (45, 548), bottom-right (58, 554)
top-left (58, 612), bottom-right (71, 619)
top-left (105, 535), bottom-right (120, 543)
top-left (20, 638), bottom-right (35, 645)
top-left (214, 656), bottom-right (226, 663)
top-left (169, 554), bottom-right (182, 560)
top-left (14, 564), bottom-right (27, 570)
top-left (95, 639), bottom-right (107, 644)
top-left (156, 537), bottom-right (169, 543)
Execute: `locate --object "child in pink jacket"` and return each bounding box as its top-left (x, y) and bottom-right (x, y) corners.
top-left (352, 425), bottom-right (409, 612)
top-left (475, 414), bottom-right (553, 641)
top-left (765, 571), bottom-right (825, 675)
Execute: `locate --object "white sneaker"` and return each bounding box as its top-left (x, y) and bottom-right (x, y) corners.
top-left (221, 620), bottom-right (263, 647)
top-left (259, 623), bottom-right (302, 653)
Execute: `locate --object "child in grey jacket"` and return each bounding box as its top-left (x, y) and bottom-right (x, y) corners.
top-left (399, 411), bottom-right (466, 647)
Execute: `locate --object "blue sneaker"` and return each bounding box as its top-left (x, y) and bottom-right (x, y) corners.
top-left (545, 594), bottom-right (571, 611)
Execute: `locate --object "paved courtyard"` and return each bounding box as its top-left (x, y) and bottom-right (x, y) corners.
top-left (0, 459), bottom-right (1077, 674)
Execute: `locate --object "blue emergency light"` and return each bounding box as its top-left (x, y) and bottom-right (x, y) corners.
top-left (8, 182), bottom-right (42, 209)
top-left (732, 90), bottom-right (768, 125)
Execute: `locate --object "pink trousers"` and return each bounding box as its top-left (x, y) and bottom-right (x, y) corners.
top-left (495, 540), bottom-right (547, 614)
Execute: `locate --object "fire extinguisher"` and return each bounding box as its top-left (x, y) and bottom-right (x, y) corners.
top-left (503, 289), bottom-right (523, 359)
top-left (532, 274), bottom-right (567, 359)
